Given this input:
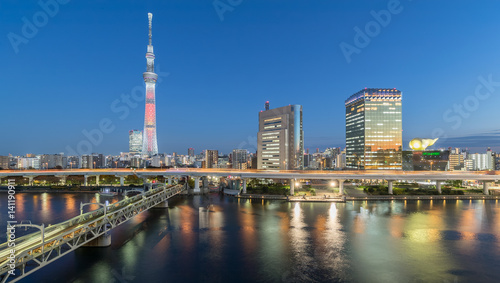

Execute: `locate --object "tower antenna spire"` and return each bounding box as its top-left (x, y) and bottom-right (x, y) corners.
top-left (148, 13), bottom-right (153, 45)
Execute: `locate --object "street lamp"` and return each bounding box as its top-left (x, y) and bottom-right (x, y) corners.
top-left (80, 202), bottom-right (107, 216)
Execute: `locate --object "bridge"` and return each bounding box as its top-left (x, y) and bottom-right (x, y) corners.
top-left (1, 168), bottom-right (499, 195)
top-left (0, 184), bottom-right (184, 283)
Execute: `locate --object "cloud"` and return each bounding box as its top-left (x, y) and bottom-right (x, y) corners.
top-left (434, 130), bottom-right (500, 149)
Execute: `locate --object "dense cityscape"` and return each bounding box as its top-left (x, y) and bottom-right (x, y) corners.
top-left (1, 93), bottom-right (498, 173)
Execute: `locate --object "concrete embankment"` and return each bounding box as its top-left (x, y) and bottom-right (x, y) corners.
top-left (225, 190), bottom-right (500, 202)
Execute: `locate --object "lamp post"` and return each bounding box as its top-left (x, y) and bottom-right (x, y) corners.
top-left (80, 202), bottom-right (107, 216)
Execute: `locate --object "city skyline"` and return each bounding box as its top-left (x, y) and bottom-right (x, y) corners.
top-left (3, 1), bottom-right (500, 156)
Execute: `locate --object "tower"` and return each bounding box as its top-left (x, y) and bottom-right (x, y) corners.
top-left (142, 13), bottom-right (159, 156)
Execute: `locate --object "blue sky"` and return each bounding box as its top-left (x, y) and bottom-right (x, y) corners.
top-left (1, 0), bottom-right (500, 156)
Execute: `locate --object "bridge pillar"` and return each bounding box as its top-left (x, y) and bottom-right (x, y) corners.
top-left (290, 179), bottom-right (295, 196)
top-left (388, 180), bottom-right (393, 195)
top-left (194, 177), bottom-right (201, 193)
top-left (56, 175), bottom-right (67, 185)
top-left (242, 179), bottom-right (247, 194)
top-left (83, 232), bottom-right (111, 247)
top-left (115, 175), bottom-right (124, 186)
top-left (483, 181), bottom-right (490, 195)
top-left (168, 176), bottom-right (172, 185)
top-left (62, 176), bottom-right (67, 185)
top-left (185, 177), bottom-right (192, 193)
top-left (338, 179), bottom-right (345, 195)
top-left (436, 180), bottom-right (442, 194)
top-left (202, 176), bottom-right (208, 192)
top-left (84, 175), bottom-right (88, 186)
top-left (95, 175), bottom-right (100, 186)
top-left (23, 176), bottom-right (35, 186)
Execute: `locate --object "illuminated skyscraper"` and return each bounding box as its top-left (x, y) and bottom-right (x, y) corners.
top-left (345, 88), bottom-right (402, 169)
top-left (129, 130), bottom-right (143, 154)
top-left (142, 13), bottom-right (159, 156)
top-left (257, 104), bottom-right (304, 170)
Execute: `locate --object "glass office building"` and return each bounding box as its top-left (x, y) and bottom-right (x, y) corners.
top-left (345, 88), bottom-right (402, 170)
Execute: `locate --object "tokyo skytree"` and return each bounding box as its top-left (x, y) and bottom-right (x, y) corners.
top-left (142, 13), bottom-right (158, 156)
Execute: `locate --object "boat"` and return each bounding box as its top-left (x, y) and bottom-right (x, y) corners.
top-left (99, 188), bottom-right (118, 197)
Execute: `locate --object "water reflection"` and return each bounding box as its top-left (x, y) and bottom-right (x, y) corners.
top-left (1, 194), bottom-right (499, 283)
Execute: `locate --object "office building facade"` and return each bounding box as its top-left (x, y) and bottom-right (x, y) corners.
top-left (129, 130), bottom-right (143, 155)
top-left (0, 156), bottom-right (10, 170)
top-left (232, 149), bottom-right (247, 169)
top-left (257, 104), bottom-right (304, 170)
top-left (345, 88), bottom-right (402, 169)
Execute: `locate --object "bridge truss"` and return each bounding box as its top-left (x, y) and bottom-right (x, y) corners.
top-left (0, 184), bottom-right (184, 282)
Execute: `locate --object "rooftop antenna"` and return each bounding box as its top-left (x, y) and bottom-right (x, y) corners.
top-left (148, 13), bottom-right (153, 45)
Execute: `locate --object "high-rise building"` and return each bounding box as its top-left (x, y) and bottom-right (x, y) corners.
top-left (205, 150), bottom-right (218, 168)
top-left (40, 154), bottom-right (67, 169)
top-left (232, 149), bottom-right (247, 169)
top-left (469, 151), bottom-right (495, 170)
top-left (142, 13), bottom-right (159, 156)
top-left (449, 153), bottom-right (464, 171)
top-left (335, 149), bottom-right (346, 169)
top-left (92, 153), bottom-right (105, 169)
top-left (188, 148), bottom-right (195, 157)
top-left (17, 157), bottom-right (40, 169)
top-left (129, 130), bottom-right (143, 154)
top-left (67, 156), bottom-right (80, 169)
top-left (81, 155), bottom-right (93, 169)
top-left (0, 156), bottom-right (10, 170)
top-left (345, 88), bottom-right (402, 169)
top-left (257, 104), bottom-right (304, 170)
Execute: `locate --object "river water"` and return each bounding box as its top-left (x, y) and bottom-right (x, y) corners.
top-left (0, 192), bottom-right (499, 282)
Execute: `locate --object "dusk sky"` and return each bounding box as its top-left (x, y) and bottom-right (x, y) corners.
top-left (2, 0), bottom-right (500, 156)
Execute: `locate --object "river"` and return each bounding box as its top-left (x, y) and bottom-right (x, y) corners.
top-left (0, 192), bottom-right (499, 282)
